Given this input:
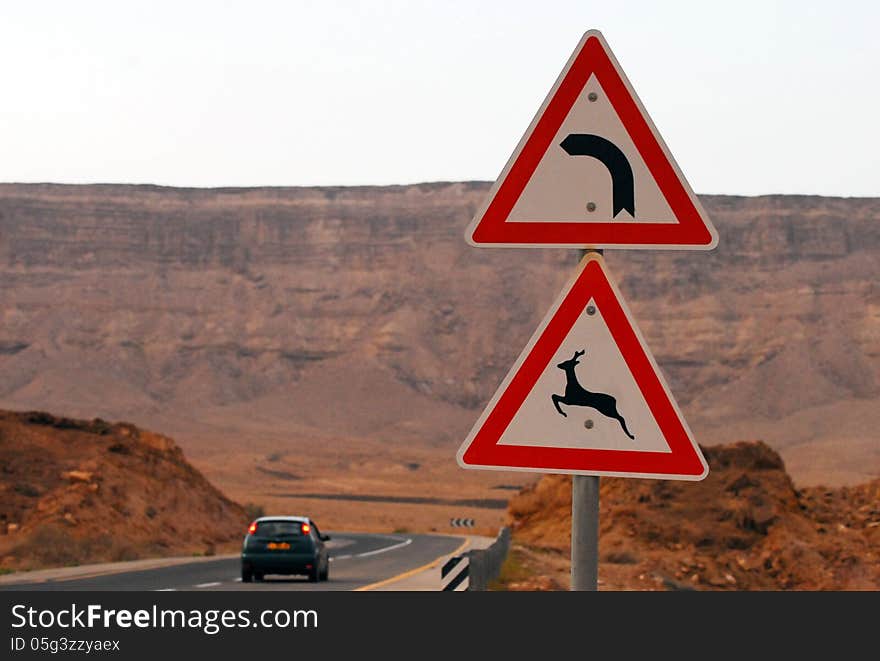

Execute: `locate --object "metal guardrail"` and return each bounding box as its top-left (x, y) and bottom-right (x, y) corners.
top-left (464, 527), bottom-right (511, 591)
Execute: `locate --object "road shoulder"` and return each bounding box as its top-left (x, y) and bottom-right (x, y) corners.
top-left (359, 534), bottom-right (493, 591)
top-left (0, 553), bottom-right (239, 586)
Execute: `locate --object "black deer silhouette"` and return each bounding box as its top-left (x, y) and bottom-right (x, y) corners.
top-left (551, 349), bottom-right (635, 440)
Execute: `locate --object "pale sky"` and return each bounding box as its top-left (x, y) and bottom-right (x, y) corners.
top-left (1, 1), bottom-right (878, 196)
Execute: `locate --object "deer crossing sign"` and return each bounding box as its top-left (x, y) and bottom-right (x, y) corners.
top-left (456, 253), bottom-right (708, 480)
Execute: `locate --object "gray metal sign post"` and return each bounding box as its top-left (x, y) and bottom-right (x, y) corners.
top-left (570, 247), bottom-right (602, 591)
top-left (571, 474), bottom-right (599, 590)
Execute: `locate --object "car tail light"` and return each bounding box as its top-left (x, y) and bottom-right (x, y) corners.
top-left (248, 521), bottom-right (257, 535)
top-left (301, 523), bottom-right (310, 534)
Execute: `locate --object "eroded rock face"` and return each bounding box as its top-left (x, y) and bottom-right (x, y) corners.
top-left (0, 184), bottom-right (878, 484)
top-left (0, 409), bottom-right (248, 570)
top-left (506, 441), bottom-right (880, 590)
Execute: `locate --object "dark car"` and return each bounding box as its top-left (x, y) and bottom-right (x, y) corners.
top-left (241, 516), bottom-right (330, 583)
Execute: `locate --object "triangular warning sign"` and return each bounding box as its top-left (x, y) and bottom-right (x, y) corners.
top-left (457, 253), bottom-right (708, 480)
top-left (467, 30), bottom-right (717, 250)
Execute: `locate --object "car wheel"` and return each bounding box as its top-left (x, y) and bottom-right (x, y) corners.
top-left (320, 563), bottom-right (329, 582)
top-left (308, 566), bottom-right (319, 583)
top-left (241, 567), bottom-right (253, 583)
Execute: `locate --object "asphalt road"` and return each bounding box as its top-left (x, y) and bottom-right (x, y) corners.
top-left (0, 533), bottom-right (464, 591)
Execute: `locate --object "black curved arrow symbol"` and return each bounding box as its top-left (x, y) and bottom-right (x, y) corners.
top-left (560, 134), bottom-right (635, 218)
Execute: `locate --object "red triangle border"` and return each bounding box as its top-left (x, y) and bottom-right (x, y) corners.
top-left (458, 255), bottom-right (708, 479)
top-left (468, 31), bottom-right (717, 249)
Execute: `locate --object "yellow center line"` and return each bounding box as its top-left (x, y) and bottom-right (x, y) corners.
top-left (354, 537), bottom-right (471, 591)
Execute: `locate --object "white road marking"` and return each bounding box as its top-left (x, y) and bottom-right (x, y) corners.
top-left (155, 588), bottom-right (176, 591)
top-left (234, 577), bottom-right (242, 582)
top-left (354, 537), bottom-right (412, 558)
top-left (194, 581), bottom-right (221, 588)
top-left (329, 535), bottom-right (412, 562)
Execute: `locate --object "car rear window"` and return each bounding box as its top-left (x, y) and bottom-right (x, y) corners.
top-left (252, 521), bottom-right (306, 538)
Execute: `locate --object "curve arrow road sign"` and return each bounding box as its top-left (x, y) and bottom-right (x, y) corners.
top-left (466, 29), bottom-right (718, 250)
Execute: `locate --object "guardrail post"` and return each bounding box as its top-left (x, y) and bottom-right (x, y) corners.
top-left (461, 527), bottom-right (510, 591)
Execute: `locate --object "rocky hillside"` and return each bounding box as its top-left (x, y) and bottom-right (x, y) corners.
top-left (502, 442), bottom-right (880, 590)
top-left (0, 410), bottom-right (248, 571)
top-left (0, 183), bottom-right (878, 486)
